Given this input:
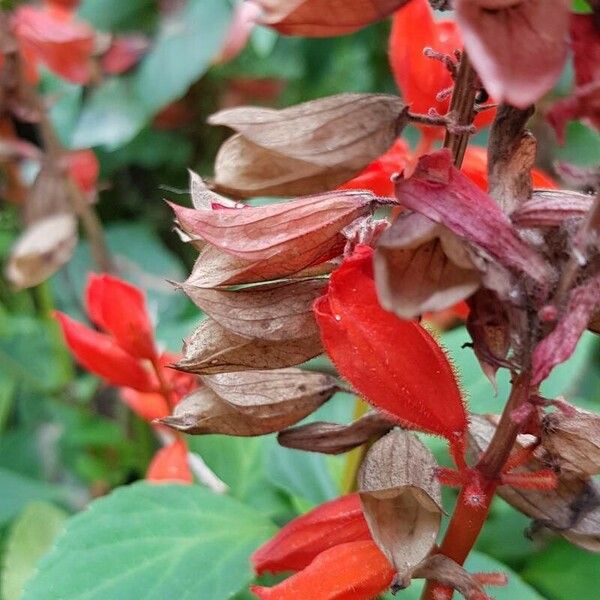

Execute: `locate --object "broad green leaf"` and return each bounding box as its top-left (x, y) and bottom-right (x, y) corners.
top-left (134, 0), bottom-right (231, 114)
top-left (78, 0), bottom-right (154, 31)
top-left (0, 377), bottom-right (15, 432)
top-left (71, 78), bottom-right (148, 150)
top-left (0, 469), bottom-right (63, 525)
top-left (1, 502), bottom-right (67, 600)
top-left (22, 483), bottom-right (276, 600)
top-left (380, 550), bottom-right (543, 599)
top-left (522, 540), bottom-right (599, 600)
top-left (187, 435), bottom-right (295, 521)
top-left (555, 122), bottom-right (600, 166)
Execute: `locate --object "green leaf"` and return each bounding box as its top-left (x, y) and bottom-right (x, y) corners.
top-left (78, 0), bottom-right (154, 31)
top-left (71, 78), bottom-right (148, 150)
top-left (134, 0), bottom-right (231, 114)
top-left (22, 483), bottom-right (276, 600)
top-left (555, 122), bottom-right (600, 167)
top-left (1, 502), bottom-right (67, 600)
top-left (522, 540), bottom-right (600, 600)
top-left (0, 469), bottom-right (63, 526)
top-left (380, 550), bottom-right (543, 599)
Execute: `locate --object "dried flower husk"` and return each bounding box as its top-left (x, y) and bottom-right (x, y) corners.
top-left (174, 317), bottom-right (322, 374)
top-left (209, 94), bottom-right (407, 197)
top-left (179, 279), bottom-right (325, 341)
top-left (278, 411), bottom-right (396, 454)
top-left (541, 405), bottom-right (600, 478)
top-left (253, 0), bottom-right (411, 36)
top-left (468, 415), bottom-right (600, 552)
top-left (5, 213), bottom-right (78, 289)
top-left (511, 189), bottom-right (595, 229)
top-left (359, 429), bottom-right (443, 580)
top-left (159, 368), bottom-right (337, 436)
top-left (375, 212), bottom-right (481, 319)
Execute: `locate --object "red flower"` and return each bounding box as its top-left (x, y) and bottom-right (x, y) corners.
top-left (54, 311), bottom-right (157, 392)
top-left (85, 273), bottom-right (157, 360)
top-left (313, 245), bottom-right (467, 443)
top-left (101, 35), bottom-right (149, 75)
top-left (64, 149), bottom-right (99, 197)
top-left (146, 439), bottom-right (193, 484)
top-left (252, 540), bottom-right (394, 600)
top-left (12, 5), bottom-right (94, 84)
top-left (389, 0), bottom-right (495, 136)
top-left (253, 493), bottom-right (371, 575)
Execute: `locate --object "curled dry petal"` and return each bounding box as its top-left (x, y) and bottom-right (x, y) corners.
top-left (53, 312), bottom-right (157, 393)
top-left (251, 540), bottom-right (394, 599)
top-left (5, 213), bottom-right (77, 289)
top-left (146, 439), bottom-right (192, 484)
top-left (188, 170), bottom-right (243, 211)
top-left (252, 0), bottom-right (410, 36)
top-left (170, 191), bottom-right (373, 261)
top-left (174, 317), bottom-right (322, 374)
top-left (375, 212), bottom-right (481, 319)
top-left (85, 274), bottom-right (156, 360)
top-left (210, 93), bottom-right (407, 197)
top-left (454, 0), bottom-right (570, 108)
top-left (532, 274), bottom-right (600, 385)
top-left (511, 190), bottom-right (595, 229)
top-left (542, 405), bottom-right (600, 478)
top-left (314, 245), bottom-right (468, 441)
top-left (394, 150), bottom-right (551, 288)
top-left (159, 369), bottom-right (336, 436)
top-left (468, 415), bottom-right (600, 552)
top-left (179, 279), bottom-right (325, 341)
top-left (252, 493), bottom-right (372, 575)
top-left (359, 429), bottom-right (443, 581)
top-left (278, 411), bottom-right (396, 455)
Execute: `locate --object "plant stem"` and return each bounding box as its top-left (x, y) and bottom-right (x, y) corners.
top-left (443, 52), bottom-right (478, 167)
top-left (420, 373), bottom-right (532, 599)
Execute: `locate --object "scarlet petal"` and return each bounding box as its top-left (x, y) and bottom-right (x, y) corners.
top-left (12, 6), bottom-right (94, 84)
top-left (252, 494), bottom-right (371, 575)
top-left (314, 246), bottom-right (467, 440)
top-left (65, 149), bottom-right (99, 195)
top-left (147, 440), bottom-right (193, 484)
top-left (120, 388), bottom-right (170, 422)
top-left (101, 35), bottom-right (149, 75)
top-left (54, 311), bottom-right (157, 392)
top-left (251, 540), bottom-right (394, 600)
top-left (85, 274), bottom-right (157, 360)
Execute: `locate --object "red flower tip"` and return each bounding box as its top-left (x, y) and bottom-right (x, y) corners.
top-left (64, 149), bottom-right (99, 196)
top-left (85, 273), bottom-right (156, 360)
top-left (251, 540), bottom-right (394, 600)
top-left (314, 245), bottom-right (468, 441)
top-left (252, 493), bottom-right (371, 576)
top-left (147, 439), bottom-right (192, 484)
top-left (53, 311), bottom-right (157, 392)
top-left (120, 388), bottom-right (170, 422)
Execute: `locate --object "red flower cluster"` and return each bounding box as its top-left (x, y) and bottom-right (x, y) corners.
top-left (54, 274), bottom-right (196, 483)
top-left (251, 494), bottom-right (394, 599)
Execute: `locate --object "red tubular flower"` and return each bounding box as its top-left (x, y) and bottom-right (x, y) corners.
top-left (389, 0), bottom-right (494, 136)
top-left (251, 540), bottom-right (394, 600)
top-left (120, 389), bottom-right (170, 422)
top-left (313, 245), bottom-right (468, 444)
top-left (146, 439), bottom-right (193, 484)
top-left (101, 35), bottom-right (149, 75)
top-left (252, 494), bottom-right (371, 575)
top-left (12, 5), bottom-right (94, 84)
top-left (54, 312), bottom-right (157, 392)
top-left (85, 274), bottom-right (157, 360)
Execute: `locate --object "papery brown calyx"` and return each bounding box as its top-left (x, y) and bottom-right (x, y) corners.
top-left (375, 212), bottom-right (481, 319)
top-left (250, 0), bottom-right (411, 37)
top-left (454, 0), bottom-right (570, 108)
top-left (468, 415), bottom-right (600, 552)
top-left (394, 150), bottom-right (552, 293)
top-left (359, 429), bottom-right (443, 583)
top-left (278, 411), bottom-right (396, 455)
top-left (208, 93), bottom-right (407, 197)
top-left (159, 368), bottom-right (338, 436)
top-left (511, 190), bottom-right (595, 229)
